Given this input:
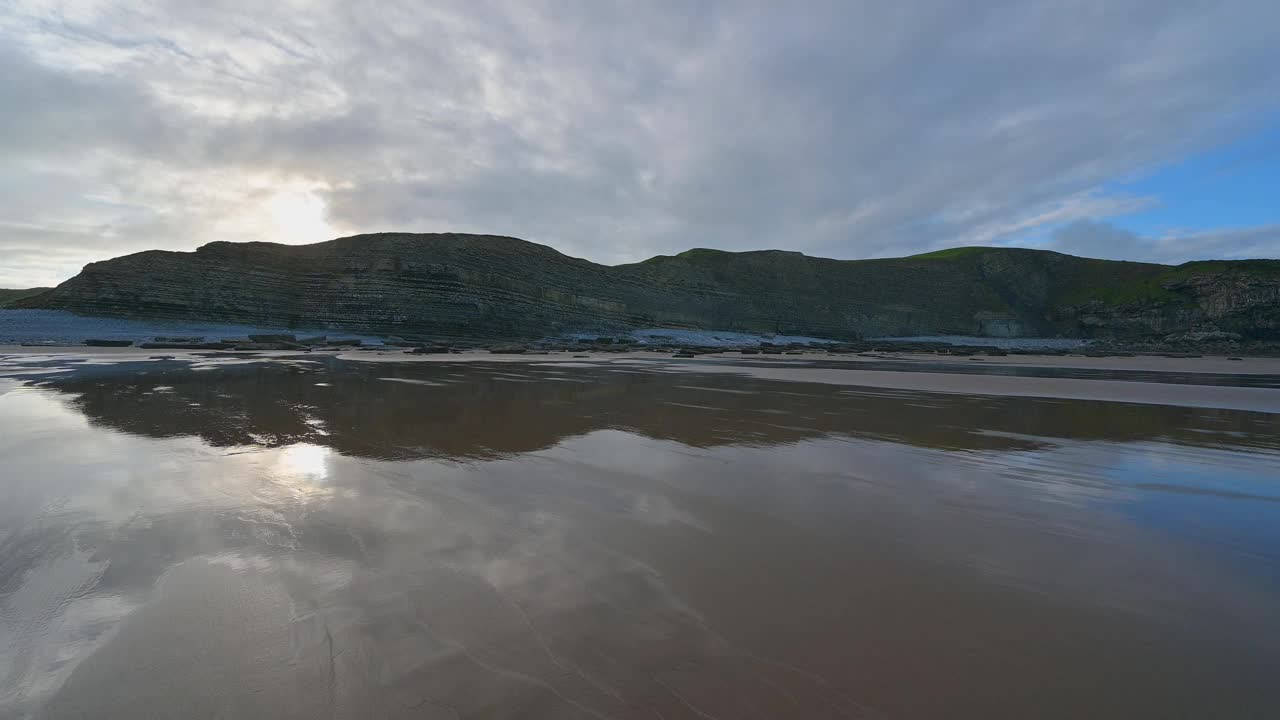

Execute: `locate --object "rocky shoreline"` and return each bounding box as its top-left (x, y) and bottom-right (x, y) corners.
top-left (19, 330), bottom-right (1280, 359)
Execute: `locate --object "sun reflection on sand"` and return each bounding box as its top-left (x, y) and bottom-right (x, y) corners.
top-left (274, 442), bottom-right (331, 484)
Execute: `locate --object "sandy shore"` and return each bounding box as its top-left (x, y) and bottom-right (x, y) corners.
top-left (4, 345), bottom-right (1279, 413)
top-left (5, 344), bottom-right (1277, 370)
top-left (856, 350), bottom-right (1280, 375)
top-left (680, 360), bottom-right (1280, 413)
top-left (4, 343), bottom-right (1280, 719)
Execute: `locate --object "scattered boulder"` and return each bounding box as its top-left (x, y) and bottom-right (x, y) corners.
top-left (84, 339), bottom-right (133, 347)
top-left (139, 342), bottom-right (235, 350)
top-left (1164, 330), bottom-right (1243, 344)
top-left (1229, 357), bottom-right (1244, 361)
top-left (232, 342), bottom-right (303, 351)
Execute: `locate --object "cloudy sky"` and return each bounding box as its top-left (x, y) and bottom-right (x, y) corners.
top-left (2, 0), bottom-right (1279, 287)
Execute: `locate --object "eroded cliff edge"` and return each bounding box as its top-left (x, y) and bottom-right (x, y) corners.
top-left (17, 233), bottom-right (1280, 341)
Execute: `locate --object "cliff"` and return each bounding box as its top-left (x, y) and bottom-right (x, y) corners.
top-left (16, 233), bottom-right (1280, 340)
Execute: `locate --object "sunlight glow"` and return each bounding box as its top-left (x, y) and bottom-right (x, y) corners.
top-left (265, 190), bottom-right (333, 244)
top-left (274, 442), bottom-right (331, 483)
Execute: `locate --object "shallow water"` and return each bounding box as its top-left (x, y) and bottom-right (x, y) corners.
top-left (2, 356), bottom-right (1279, 718)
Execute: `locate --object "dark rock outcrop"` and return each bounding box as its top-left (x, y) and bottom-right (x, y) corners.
top-left (16, 234), bottom-right (1280, 341)
top-left (233, 342), bottom-right (302, 351)
top-left (138, 341), bottom-right (234, 350)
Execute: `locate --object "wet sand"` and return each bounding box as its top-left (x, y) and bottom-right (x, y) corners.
top-left (674, 361), bottom-right (1280, 413)
top-left (7, 346), bottom-right (1280, 412)
top-left (2, 350), bottom-right (1279, 718)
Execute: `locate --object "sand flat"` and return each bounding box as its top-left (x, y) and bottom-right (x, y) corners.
top-left (7, 346), bottom-right (1278, 412)
top-left (674, 361), bottom-right (1280, 413)
top-left (1, 349), bottom-right (1279, 718)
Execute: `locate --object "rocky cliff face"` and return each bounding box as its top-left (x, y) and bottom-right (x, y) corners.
top-left (17, 233), bottom-right (1280, 341)
top-left (1047, 260), bottom-right (1280, 341)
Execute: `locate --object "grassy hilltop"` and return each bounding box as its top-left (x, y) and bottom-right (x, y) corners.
top-left (0, 288), bottom-right (51, 307)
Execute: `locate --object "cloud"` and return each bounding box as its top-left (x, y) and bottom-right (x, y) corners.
top-left (1048, 220), bottom-right (1280, 264)
top-left (1, 0), bottom-right (1279, 286)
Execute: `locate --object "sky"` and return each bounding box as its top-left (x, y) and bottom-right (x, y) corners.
top-left (2, 0), bottom-right (1279, 288)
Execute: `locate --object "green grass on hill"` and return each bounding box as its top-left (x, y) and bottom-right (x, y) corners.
top-left (674, 248), bottom-right (729, 257)
top-left (906, 247), bottom-right (991, 260)
top-left (1166, 259), bottom-right (1280, 279)
top-left (1061, 259), bottom-right (1280, 307)
top-left (1060, 277), bottom-right (1182, 306)
top-left (0, 288), bottom-right (51, 307)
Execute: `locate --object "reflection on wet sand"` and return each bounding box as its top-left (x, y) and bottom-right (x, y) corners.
top-left (1, 356), bottom-right (1279, 719)
top-left (26, 357), bottom-right (1280, 456)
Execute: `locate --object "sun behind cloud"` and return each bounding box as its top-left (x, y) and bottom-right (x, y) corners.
top-left (264, 189), bottom-right (334, 245)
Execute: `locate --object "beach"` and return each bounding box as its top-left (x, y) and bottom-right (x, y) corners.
top-left (2, 348), bottom-right (1278, 718)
